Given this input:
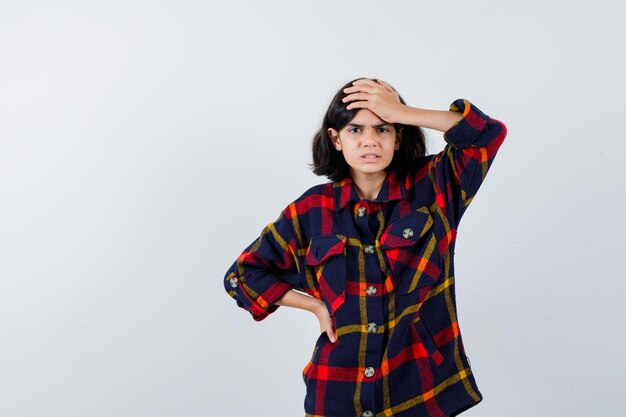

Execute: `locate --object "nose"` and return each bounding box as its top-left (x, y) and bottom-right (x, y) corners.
top-left (361, 128), bottom-right (378, 146)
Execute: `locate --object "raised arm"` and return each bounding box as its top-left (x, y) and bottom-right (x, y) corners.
top-left (395, 105), bottom-right (463, 132)
top-left (427, 99), bottom-right (507, 225)
top-left (342, 78), bottom-right (507, 225)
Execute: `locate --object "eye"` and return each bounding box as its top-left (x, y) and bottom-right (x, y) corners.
top-left (378, 127), bottom-right (389, 133)
top-left (348, 127), bottom-right (360, 133)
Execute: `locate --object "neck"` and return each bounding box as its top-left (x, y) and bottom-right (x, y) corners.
top-left (351, 170), bottom-right (387, 201)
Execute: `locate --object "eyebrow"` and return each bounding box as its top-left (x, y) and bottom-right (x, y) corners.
top-left (346, 122), bottom-right (392, 128)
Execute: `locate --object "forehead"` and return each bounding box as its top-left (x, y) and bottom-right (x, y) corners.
top-left (348, 109), bottom-right (386, 125)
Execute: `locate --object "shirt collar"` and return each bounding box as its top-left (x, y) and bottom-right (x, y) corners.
top-left (332, 170), bottom-right (406, 211)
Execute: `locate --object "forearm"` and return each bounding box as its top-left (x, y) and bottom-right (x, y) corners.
top-left (275, 289), bottom-right (324, 314)
top-left (398, 105), bottom-right (463, 132)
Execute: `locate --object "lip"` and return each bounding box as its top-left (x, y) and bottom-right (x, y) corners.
top-left (361, 154), bottom-right (381, 162)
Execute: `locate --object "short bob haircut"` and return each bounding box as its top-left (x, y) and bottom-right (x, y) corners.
top-left (310, 77), bottom-right (427, 183)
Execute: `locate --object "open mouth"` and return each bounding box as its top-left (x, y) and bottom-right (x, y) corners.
top-left (361, 154), bottom-right (381, 160)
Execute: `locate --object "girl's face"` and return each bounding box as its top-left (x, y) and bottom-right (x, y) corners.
top-left (328, 109), bottom-right (403, 180)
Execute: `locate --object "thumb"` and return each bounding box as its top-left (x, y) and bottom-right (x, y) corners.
top-left (327, 327), bottom-right (338, 343)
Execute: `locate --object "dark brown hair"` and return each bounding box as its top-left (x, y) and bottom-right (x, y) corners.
top-left (309, 77), bottom-right (427, 182)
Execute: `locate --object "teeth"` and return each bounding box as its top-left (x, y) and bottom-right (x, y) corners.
top-left (363, 155), bottom-right (379, 158)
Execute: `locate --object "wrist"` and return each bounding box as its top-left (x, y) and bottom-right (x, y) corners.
top-left (396, 105), bottom-right (422, 125)
top-left (310, 298), bottom-right (326, 316)
top-left (397, 105), bottom-right (463, 132)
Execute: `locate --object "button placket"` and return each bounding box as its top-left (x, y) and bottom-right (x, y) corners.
top-left (357, 206), bottom-right (382, 417)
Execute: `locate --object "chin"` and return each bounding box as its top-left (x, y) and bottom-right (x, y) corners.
top-left (356, 167), bottom-right (389, 176)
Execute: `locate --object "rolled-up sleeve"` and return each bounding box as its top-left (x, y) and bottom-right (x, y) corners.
top-left (223, 207), bottom-right (304, 321)
top-left (430, 99), bottom-right (508, 226)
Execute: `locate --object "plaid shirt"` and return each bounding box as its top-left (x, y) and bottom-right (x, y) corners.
top-left (224, 99), bottom-right (507, 417)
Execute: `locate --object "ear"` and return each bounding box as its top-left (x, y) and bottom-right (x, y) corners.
top-left (395, 127), bottom-right (403, 150)
top-left (327, 128), bottom-right (342, 151)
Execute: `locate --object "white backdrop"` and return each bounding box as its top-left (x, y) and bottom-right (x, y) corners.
top-left (1, 1), bottom-right (624, 416)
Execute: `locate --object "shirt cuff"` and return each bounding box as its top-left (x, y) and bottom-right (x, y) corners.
top-left (443, 99), bottom-right (489, 148)
top-left (225, 271), bottom-right (293, 321)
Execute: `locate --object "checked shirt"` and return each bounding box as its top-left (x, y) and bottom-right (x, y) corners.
top-left (224, 99), bottom-right (507, 417)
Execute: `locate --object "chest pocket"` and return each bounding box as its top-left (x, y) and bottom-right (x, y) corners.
top-left (380, 207), bottom-right (443, 295)
top-left (304, 234), bottom-right (347, 317)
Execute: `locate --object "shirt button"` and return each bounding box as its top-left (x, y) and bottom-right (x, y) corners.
top-left (363, 411), bottom-right (374, 417)
top-left (367, 322), bottom-right (378, 333)
top-left (402, 227), bottom-right (414, 239)
top-left (364, 244), bottom-right (375, 254)
top-left (229, 277), bottom-right (238, 288)
top-left (357, 206), bottom-right (366, 217)
top-left (364, 366), bottom-right (375, 377)
top-left (365, 285), bottom-right (377, 295)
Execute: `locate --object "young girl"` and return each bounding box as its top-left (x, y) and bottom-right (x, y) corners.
top-left (224, 77), bottom-right (507, 417)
